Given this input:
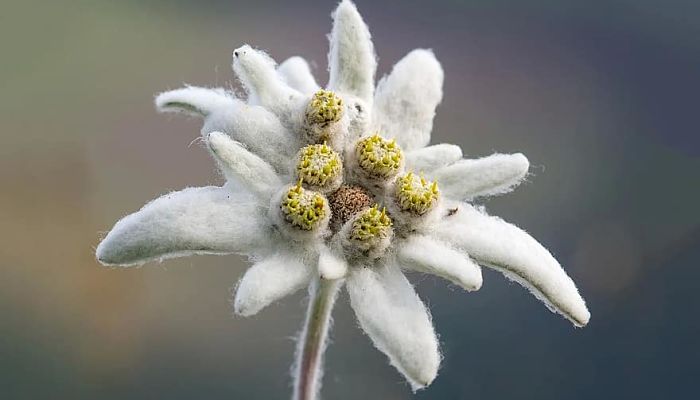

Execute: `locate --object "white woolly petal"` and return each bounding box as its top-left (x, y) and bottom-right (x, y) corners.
top-left (155, 86), bottom-right (235, 117)
top-left (278, 56), bottom-right (320, 95)
top-left (232, 45), bottom-right (303, 123)
top-left (405, 144), bottom-right (463, 172)
top-left (317, 245), bottom-right (348, 280)
top-left (373, 49), bottom-right (444, 150)
top-left (347, 261), bottom-right (440, 391)
top-left (432, 153), bottom-right (529, 199)
top-left (435, 202), bottom-right (590, 327)
top-left (327, 0), bottom-right (376, 103)
top-left (397, 235), bottom-right (482, 291)
top-left (201, 99), bottom-right (299, 173)
top-left (234, 250), bottom-right (313, 317)
top-left (96, 187), bottom-right (266, 267)
top-left (207, 132), bottom-right (282, 198)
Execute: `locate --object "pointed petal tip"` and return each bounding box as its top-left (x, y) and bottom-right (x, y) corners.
top-left (328, 0), bottom-right (375, 101)
top-left (206, 131), bottom-right (227, 150)
top-left (572, 307), bottom-right (591, 328)
top-left (232, 298), bottom-right (258, 318)
top-left (335, 0), bottom-right (358, 14)
top-left (155, 87), bottom-right (235, 118)
top-left (512, 152), bottom-right (530, 173)
top-left (407, 365), bottom-right (438, 392)
top-left (94, 236), bottom-right (126, 267)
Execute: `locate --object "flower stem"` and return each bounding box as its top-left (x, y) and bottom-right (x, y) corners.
top-left (293, 278), bottom-right (340, 400)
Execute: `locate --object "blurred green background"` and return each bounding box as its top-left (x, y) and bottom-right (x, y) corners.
top-left (1, 0), bottom-right (698, 398)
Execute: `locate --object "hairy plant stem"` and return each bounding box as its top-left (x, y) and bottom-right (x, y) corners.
top-left (293, 278), bottom-right (341, 400)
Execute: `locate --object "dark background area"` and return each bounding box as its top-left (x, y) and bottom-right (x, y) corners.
top-left (1, 0), bottom-right (698, 398)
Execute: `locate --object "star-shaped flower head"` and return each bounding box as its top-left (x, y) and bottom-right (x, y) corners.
top-left (96, 0), bottom-right (589, 393)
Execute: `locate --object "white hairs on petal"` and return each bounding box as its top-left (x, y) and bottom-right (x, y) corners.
top-left (96, 187), bottom-right (266, 266)
top-left (373, 49), bottom-right (444, 150)
top-left (317, 244), bottom-right (348, 280)
top-left (233, 45), bottom-right (304, 124)
top-left (201, 100), bottom-right (299, 174)
top-left (398, 235), bottom-right (482, 291)
top-left (432, 153), bottom-right (530, 199)
top-left (207, 132), bottom-right (282, 198)
top-left (327, 0), bottom-right (377, 102)
top-left (278, 56), bottom-right (320, 95)
top-left (435, 202), bottom-right (590, 327)
top-left (234, 249), bottom-right (313, 317)
top-left (155, 86), bottom-right (235, 117)
top-left (405, 144), bottom-right (463, 172)
top-left (346, 261), bottom-right (440, 391)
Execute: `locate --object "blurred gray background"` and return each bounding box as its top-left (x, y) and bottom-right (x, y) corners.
top-left (1, 0), bottom-right (698, 398)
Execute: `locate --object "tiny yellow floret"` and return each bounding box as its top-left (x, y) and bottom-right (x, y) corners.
top-left (395, 172), bottom-right (440, 215)
top-left (351, 205), bottom-right (393, 241)
top-left (356, 134), bottom-right (403, 178)
top-left (281, 181), bottom-right (328, 231)
top-left (296, 143), bottom-right (342, 188)
top-left (306, 89), bottom-right (344, 126)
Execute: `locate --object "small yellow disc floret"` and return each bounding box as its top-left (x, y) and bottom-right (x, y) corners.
top-left (395, 172), bottom-right (439, 215)
top-left (296, 143), bottom-right (342, 189)
top-left (351, 205), bottom-right (393, 241)
top-left (356, 134), bottom-right (403, 178)
top-left (306, 89), bottom-right (344, 126)
top-left (281, 181), bottom-right (328, 231)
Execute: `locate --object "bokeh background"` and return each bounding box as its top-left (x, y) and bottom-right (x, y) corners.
top-left (2, 0), bottom-right (699, 398)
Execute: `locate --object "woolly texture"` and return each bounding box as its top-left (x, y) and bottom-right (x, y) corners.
top-left (398, 235), bottom-right (482, 291)
top-left (432, 153), bottom-right (530, 199)
top-left (156, 87), bottom-right (297, 173)
top-left (317, 245), bottom-right (348, 280)
top-left (405, 144), bottom-right (463, 172)
top-left (346, 262), bottom-right (440, 391)
top-left (96, 1), bottom-right (591, 397)
top-left (327, 0), bottom-right (376, 102)
top-left (207, 132), bottom-right (281, 198)
top-left (278, 56), bottom-right (320, 95)
top-left (355, 134), bottom-right (403, 179)
top-left (296, 143), bottom-right (343, 193)
top-left (96, 187), bottom-right (265, 266)
top-left (233, 45), bottom-right (302, 122)
top-left (202, 100), bottom-right (298, 173)
top-left (373, 49), bottom-right (444, 150)
top-left (234, 250), bottom-right (313, 316)
top-left (435, 202), bottom-right (590, 327)
top-left (393, 172), bottom-right (439, 216)
top-left (155, 86), bottom-right (235, 117)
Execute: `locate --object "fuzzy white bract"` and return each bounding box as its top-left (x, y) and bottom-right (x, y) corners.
top-left (96, 0), bottom-right (589, 395)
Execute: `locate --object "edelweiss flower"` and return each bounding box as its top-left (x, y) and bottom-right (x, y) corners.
top-left (96, 0), bottom-right (589, 397)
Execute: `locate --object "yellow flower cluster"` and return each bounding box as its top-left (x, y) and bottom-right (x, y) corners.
top-left (306, 89), bottom-right (344, 126)
top-left (356, 134), bottom-right (403, 178)
top-left (296, 143), bottom-right (342, 188)
top-left (281, 181), bottom-right (328, 230)
top-left (351, 205), bottom-right (392, 241)
top-left (395, 172), bottom-right (439, 215)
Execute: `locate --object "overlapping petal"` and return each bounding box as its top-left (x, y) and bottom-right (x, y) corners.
top-left (232, 45), bottom-right (304, 126)
top-left (234, 248), bottom-right (314, 316)
top-left (278, 56), bottom-right (320, 95)
top-left (156, 87), bottom-right (297, 172)
top-left (397, 235), bottom-right (482, 291)
top-left (434, 202), bottom-right (590, 327)
top-left (373, 49), bottom-right (444, 150)
top-left (346, 260), bottom-right (440, 390)
top-left (405, 144), bottom-right (463, 172)
top-left (207, 132), bottom-right (282, 198)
